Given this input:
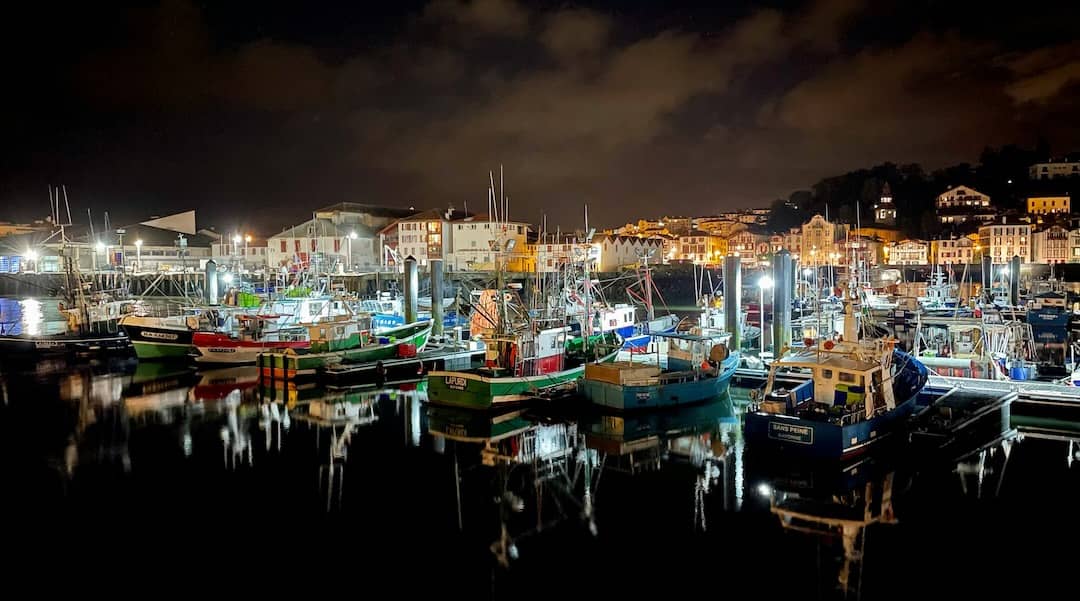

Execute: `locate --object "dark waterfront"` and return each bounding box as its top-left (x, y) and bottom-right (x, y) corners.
top-left (2, 351), bottom-right (1078, 598)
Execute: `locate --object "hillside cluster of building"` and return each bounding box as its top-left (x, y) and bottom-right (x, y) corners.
top-left (2, 158), bottom-right (1078, 275)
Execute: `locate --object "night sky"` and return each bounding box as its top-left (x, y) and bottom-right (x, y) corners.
top-left (2, 0), bottom-right (1079, 233)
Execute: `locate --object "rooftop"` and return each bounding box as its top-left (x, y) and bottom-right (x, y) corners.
top-left (315, 203), bottom-right (421, 219)
top-left (271, 217), bottom-right (375, 239)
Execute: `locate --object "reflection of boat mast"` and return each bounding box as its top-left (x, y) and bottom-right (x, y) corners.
top-left (955, 436), bottom-right (1014, 499)
top-left (769, 473), bottom-right (898, 597)
top-left (293, 391), bottom-right (378, 511)
top-left (220, 391), bottom-right (252, 469)
top-left (431, 411), bottom-right (600, 566)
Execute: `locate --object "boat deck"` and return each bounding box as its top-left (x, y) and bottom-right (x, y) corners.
top-left (320, 347), bottom-right (484, 384)
top-left (736, 360), bottom-right (1080, 423)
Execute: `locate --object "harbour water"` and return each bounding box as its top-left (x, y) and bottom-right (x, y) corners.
top-left (1, 297), bottom-right (1078, 597)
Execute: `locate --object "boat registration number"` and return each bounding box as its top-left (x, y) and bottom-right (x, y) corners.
top-left (768, 422), bottom-right (814, 445)
top-left (445, 376), bottom-right (468, 390)
top-left (35, 341), bottom-right (62, 348)
top-left (209, 348), bottom-right (236, 353)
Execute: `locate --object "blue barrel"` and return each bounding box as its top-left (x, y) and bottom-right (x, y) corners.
top-left (1009, 366), bottom-right (1027, 380)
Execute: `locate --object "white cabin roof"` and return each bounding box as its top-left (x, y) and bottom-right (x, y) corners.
top-left (776, 348), bottom-right (879, 373)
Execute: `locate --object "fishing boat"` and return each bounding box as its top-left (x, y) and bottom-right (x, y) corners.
top-left (361, 292), bottom-right (467, 331)
top-left (427, 324), bottom-right (619, 409)
top-left (0, 194), bottom-right (132, 359)
top-left (0, 325), bottom-right (129, 357)
top-left (696, 295), bottom-right (759, 343)
top-left (744, 289), bottom-right (929, 460)
top-left (918, 265), bottom-right (960, 313)
top-left (119, 313), bottom-right (201, 359)
top-left (914, 310), bottom-right (1037, 381)
top-left (191, 315), bottom-right (310, 364)
top-left (429, 234), bottom-right (619, 409)
top-left (581, 332), bottom-right (738, 410)
top-left (257, 320), bottom-right (432, 380)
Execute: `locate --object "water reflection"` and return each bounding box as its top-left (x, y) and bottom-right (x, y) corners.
top-left (0, 297), bottom-right (65, 336)
top-left (2, 360), bottom-right (1080, 596)
top-left (428, 404), bottom-right (598, 566)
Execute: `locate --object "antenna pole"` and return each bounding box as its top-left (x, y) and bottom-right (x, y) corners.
top-left (489, 171), bottom-right (498, 222)
top-left (63, 185), bottom-right (73, 226)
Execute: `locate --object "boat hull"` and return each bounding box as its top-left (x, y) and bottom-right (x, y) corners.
top-left (619, 314), bottom-right (680, 352)
top-left (120, 322), bottom-right (195, 360)
top-left (194, 345), bottom-right (297, 365)
top-left (0, 332), bottom-right (130, 358)
top-left (427, 350), bottom-right (620, 410)
top-left (582, 353), bottom-right (739, 410)
top-left (744, 394), bottom-right (918, 460)
top-left (257, 322), bottom-right (431, 379)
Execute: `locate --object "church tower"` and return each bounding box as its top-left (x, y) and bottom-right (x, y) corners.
top-left (875, 182), bottom-right (896, 226)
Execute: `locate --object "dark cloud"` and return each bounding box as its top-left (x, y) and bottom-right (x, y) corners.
top-left (1004, 41), bottom-right (1080, 104)
top-left (78, 0), bottom-right (336, 111)
top-left (422, 0), bottom-right (530, 37)
top-left (3, 0), bottom-right (1079, 232)
top-left (540, 9), bottom-right (612, 61)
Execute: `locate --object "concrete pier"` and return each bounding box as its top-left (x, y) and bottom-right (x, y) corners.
top-left (430, 259), bottom-right (445, 337)
top-left (771, 250), bottom-right (792, 354)
top-left (1010, 255), bottom-right (1021, 306)
top-left (722, 255), bottom-right (741, 351)
top-left (404, 256), bottom-right (418, 324)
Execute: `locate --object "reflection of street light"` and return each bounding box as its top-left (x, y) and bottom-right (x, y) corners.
top-left (223, 273), bottom-right (234, 285)
top-left (759, 274), bottom-right (774, 358)
top-left (135, 239), bottom-right (143, 272)
top-left (96, 241), bottom-right (106, 253)
top-left (26, 249), bottom-right (38, 271)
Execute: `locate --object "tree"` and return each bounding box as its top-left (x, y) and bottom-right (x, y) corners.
top-left (766, 198), bottom-right (807, 232)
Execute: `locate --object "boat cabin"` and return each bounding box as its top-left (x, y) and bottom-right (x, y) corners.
top-left (305, 315), bottom-right (373, 352)
top-left (662, 332), bottom-right (731, 371)
top-left (484, 326), bottom-right (570, 377)
top-left (763, 346), bottom-right (896, 423)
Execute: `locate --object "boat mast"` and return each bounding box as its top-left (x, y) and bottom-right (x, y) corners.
top-left (644, 252), bottom-right (655, 322)
top-left (582, 205), bottom-right (594, 339)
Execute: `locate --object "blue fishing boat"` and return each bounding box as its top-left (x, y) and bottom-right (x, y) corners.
top-left (744, 295), bottom-right (928, 460)
top-left (361, 293), bottom-right (468, 331)
top-left (619, 313), bottom-right (680, 352)
top-left (581, 332), bottom-right (739, 410)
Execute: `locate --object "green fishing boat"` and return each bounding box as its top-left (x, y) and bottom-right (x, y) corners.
top-left (258, 320), bottom-right (432, 380)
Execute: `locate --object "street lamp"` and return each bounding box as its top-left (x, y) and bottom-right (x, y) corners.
top-left (759, 274), bottom-right (774, 359)
top-left (135, 239), bottom-right (143, 273)
top-left (348, 231), bottom-right (357, 271)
